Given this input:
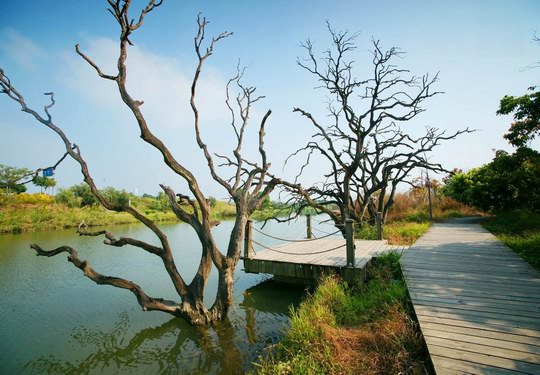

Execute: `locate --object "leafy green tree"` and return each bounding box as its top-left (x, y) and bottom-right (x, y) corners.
top-left (149, 191), bottom-right (170, 212)
top-left (497, 87), bottom-right (540, 148)
top-left (70, 183), bottom-right (99, 207)
top-left (32, 176), bottom-right (57, 194)
top-left (443, 148), bottom-right (540, 212)
top-left (259, 194), bottom-right (271, 210)
top-left (0, 164), bottom-right (32, 193)
top-left (208, 196), bottom-right (217, 207)
top-left (100, 187), bottom-right (130, 207)
top-left (55, 188), bottom-right (82, 208)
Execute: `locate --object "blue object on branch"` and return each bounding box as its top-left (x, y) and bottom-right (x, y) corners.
top-left (43, 168), bottom-right (54, 177)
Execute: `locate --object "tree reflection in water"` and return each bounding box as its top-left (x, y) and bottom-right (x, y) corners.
top-left (23, 280), bottom-right (305, 374)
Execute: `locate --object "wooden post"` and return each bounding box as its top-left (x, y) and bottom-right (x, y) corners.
top-left (244, 220), bottom-right (253, 258)
top-left (426, 175), bottom-right (433, 221)
top-left (306, 214), bottom-right (312, 239)
top-left (345, 219), bottom-right (355, 267)
top-left (376, 212), bottom-right (383, 240)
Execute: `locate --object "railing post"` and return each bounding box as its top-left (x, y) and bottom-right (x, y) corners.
top-left (306, 214), bottom-right (312, 239)
top-left (244, 220), bottom-right (253, 258)
top-left (345, 219), bottom-right (355, 267)
top-left (376, 212), bottom-right (383, 240)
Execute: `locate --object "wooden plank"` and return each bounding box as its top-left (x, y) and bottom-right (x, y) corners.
top-left (403, 249), bottom-right (528, 260)
top-left (408, 289), bottom-right (540, 312)
top-left (402, 257), bottom-right (537, 272)
top-left (409, 291), bottom-right (540, 316)
top-left (406, 281), bottom-right (540, 302)
top-left (417, 314), bottom-right (540, 339)
top-left (431, 355), bottom-right (525, 374)
top-left (421, 321), bottom-right (540, 348)
top-left (404, 282), bottom-right (540, 300)
top-left (402, 272), bottom-right (540, 291)
top-left (428, 344), bottom-right (540, 373)
top-left (402, 264), bottom-right (539, 279)
top-left (413, 305), bottom-right (540, 330)
top-left (402, 264), bottom-right (539, 278)
top-left (423, 327), bottom-right (540, 355)
top-left (424, 336), bottom-right (540, 367)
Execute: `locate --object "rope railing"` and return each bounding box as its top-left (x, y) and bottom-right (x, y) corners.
top-left (243, 218), bottom-right (357, 267)
top-left (252, 226), bottom-right (340, 242)
top-left (252, 239), bottom-right (345, 256)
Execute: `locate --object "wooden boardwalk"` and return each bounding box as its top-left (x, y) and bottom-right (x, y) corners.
top-left (243, 238), bottom-right (407, 284)
top-left (401, 218), bottom-right (540, 374)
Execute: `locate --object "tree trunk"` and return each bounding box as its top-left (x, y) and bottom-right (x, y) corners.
top-left (180, 296), bottom-right (212, 326)
top-left (209, 260), bottom-right (236, 321)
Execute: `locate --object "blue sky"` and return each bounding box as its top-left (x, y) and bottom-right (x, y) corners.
top-left (1, 0), bottom-right (539, 198)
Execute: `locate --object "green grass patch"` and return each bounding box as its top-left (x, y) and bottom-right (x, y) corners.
top-left (253, 253), bottom-right (430, 374)
top-left (482, 210), bottom-right (540, 271)
top-left (356, 220), bottom-right (431, 246)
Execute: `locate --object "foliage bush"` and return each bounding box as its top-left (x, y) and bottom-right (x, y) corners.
top-left (55, 188), bottom-right (83, 208)
top-left (147, 191), bottom-right (170, 212)
top-left (100, 186), bottom-right (130, 207)
top-left (69, 183), bottom-right (99, 207)
top-left (14, 193), bottom-right (54, 205)
top-left (443, 147), bottom-right (540, 212)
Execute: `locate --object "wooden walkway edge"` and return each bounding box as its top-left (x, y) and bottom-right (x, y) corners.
top-left (401, 217), bottom-right (540, 374)
top-left (243, 238), bottom-right (407, 284)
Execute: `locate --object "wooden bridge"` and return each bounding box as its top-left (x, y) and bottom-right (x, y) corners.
top-left (242, 217), bottom-right (407, 284)
top-left (401, 218), bottom-right (540, 374)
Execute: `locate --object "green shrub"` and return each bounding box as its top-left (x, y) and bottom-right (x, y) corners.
top-left (55, 188), bottom-right (82, 208)
top-left (15, 193), bottom-right (54, 205)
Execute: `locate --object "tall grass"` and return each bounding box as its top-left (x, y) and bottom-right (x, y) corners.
top-left (254, 253), bottom-right (430, 374)
top-left (482, 210), bottom-right (540, 271)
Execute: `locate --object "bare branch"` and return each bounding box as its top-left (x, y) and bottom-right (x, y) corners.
top-left (30, 243), bottom-right (180, 316)
top-left (75, 44), bottom-right (118, 81)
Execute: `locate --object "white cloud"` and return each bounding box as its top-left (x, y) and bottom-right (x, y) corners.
top-left (61, 37), bottom-right (230, 130)
top-left (0, 28), bottom-right (45, 70)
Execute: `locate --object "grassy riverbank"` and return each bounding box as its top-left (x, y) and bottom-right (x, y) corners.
top-left (0, 192), bottom-right (288, 234)
top-left (0, 203), bottom-right (179, 233)
top-left (482, 210), bottom-right (540, 271)
top-left (254, 253), bottom-right (431, 374)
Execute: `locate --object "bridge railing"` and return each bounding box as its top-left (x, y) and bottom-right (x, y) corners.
top-left (243, 215), bottom-right (362, 267)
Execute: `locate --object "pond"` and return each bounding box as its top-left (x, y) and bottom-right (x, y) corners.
top-left (0, 217), bottom-right (328, 374)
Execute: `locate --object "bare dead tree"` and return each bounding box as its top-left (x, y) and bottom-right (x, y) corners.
top-left (285, 24), bottom-right (472, 230)
top-left (0, 0), bottom-right (282, 325)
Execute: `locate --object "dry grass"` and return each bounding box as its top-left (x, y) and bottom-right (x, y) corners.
top-left (254, 254), bottom-right (432, 374)
top-left (323, 306), bottom-right (427, 374)
top-left (386, 194), bottom-right (481, 223)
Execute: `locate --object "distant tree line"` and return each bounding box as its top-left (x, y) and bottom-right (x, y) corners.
top-left (55, 184), bottom-right (130, 208)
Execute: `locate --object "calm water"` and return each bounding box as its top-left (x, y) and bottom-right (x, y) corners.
top-left (0, 218), bottom-right (318, 374)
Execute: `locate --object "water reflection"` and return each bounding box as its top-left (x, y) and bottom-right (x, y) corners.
top-left (23, 281), bottom-right (305, 374)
